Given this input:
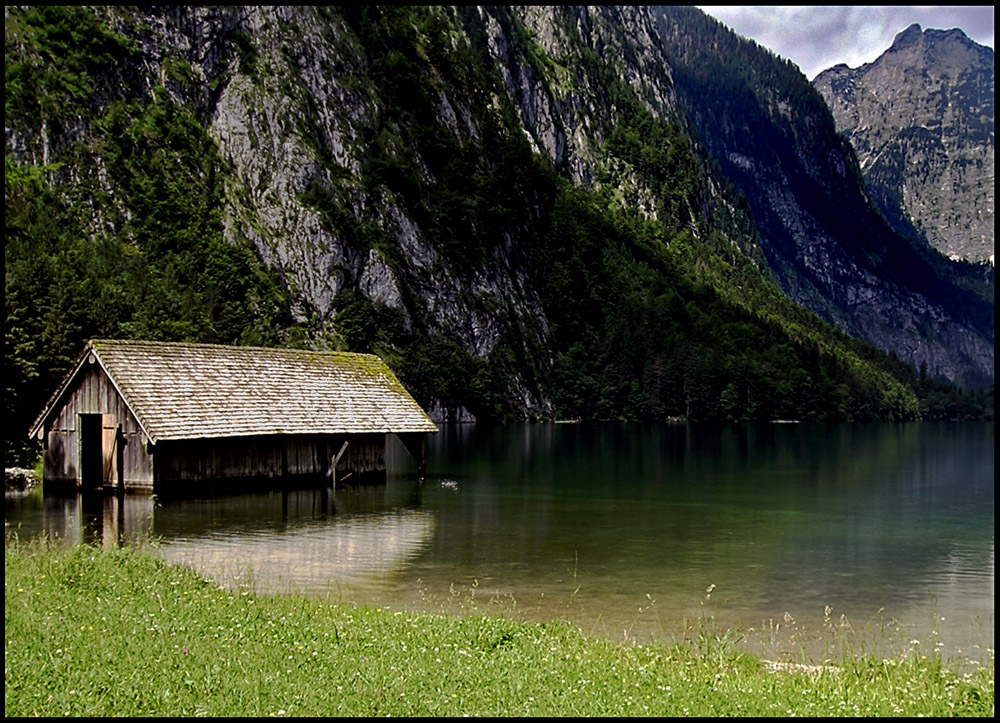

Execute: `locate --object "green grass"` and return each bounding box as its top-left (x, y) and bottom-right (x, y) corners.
top-left (5, 535), bottom-right (993, 717)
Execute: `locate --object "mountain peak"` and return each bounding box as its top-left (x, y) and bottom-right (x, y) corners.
top-left (814, 21), bottom-right (995, 265)
top-left (891, 22), bottom-right (924, 49)
top-left (887, 22), bottom-right (984, 61)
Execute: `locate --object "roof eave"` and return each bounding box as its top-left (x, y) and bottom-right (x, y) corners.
top-left (150, 425), bottom-right (439, 443)
top-left (27, 340), bottom-right (159, 445)
top-left (27, 343), bottom-right (95, 441)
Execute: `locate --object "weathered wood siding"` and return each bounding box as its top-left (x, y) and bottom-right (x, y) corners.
top-left (42, 363), bottom-right (153, 491)
top-left (333, 434), bottom-right (387, 485)
top-left (153, 435), bottom-right (335, 482)
top-left (151, 433), bottom-right (387, 487)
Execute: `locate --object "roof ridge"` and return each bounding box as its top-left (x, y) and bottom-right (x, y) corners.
top-left (90, 338), bottom-right (382, 359)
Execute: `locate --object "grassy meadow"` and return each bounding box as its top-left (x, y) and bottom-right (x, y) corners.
top-left (4, 534), bottom-right (993, 717)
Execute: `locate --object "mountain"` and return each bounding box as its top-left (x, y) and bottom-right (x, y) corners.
top-left (813, 24), bottom-right (994, 262)
top-left (4, 7), bottom-right (992, 464)
top-left (652, 7), bottom-right (993, 390)
top-left (813, 24), bottom-right (995, 264)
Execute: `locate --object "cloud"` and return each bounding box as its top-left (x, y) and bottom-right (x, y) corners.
top-left (696, 6), bottom-right (995, 80)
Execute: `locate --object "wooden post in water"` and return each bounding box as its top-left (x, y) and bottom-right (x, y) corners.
top-left (417, 439), bottom-right (427, 482)
top-left (115, 426), bottom-right (126, 499)
top-left (330, 440), bottom-right (349, 488)
top-left (396, 433), bottom-right (428, 482)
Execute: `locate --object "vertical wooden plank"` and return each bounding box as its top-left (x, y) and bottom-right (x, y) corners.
top-left (102, 419), bottom-right (116, 487)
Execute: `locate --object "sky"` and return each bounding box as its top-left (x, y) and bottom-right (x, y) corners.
top-left (695, 6), bottom-right (995, 80)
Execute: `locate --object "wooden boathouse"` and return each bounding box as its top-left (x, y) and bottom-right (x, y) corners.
top-left (28, 339), bottom-right (439, 493)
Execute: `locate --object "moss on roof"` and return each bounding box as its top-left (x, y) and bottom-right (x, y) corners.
top-left (41, 340), bottom-right (438, 443)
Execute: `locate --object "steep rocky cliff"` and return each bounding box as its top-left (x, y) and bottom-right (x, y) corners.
top-left (653, 7), bottom-right (993, 389)
top-left (5, 5), bottom-right (763, 418)
top-left (814, 24), bottom-right (994, 264)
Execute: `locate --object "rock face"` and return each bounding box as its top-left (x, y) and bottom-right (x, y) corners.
top-left (814, 24), bottom-right (995, 264)
top-left (652, 7), bottom-right (993, 389)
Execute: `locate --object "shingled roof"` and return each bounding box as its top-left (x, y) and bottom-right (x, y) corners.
top-left (30, 339), bottom-right (438, 443)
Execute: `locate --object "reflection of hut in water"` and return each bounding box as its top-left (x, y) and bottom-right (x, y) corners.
top-left (38, 493), bottom-right (156, 549)
top-left (162, 509), bottom-right (436, 595)
top-left (28, 340), bottom-right (438, 493)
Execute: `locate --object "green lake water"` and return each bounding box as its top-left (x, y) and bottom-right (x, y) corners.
top-left (6, 422), bottom-right (993, 664)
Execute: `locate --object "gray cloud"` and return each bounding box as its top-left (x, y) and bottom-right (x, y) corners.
top-left (696, 6), bottom-right (994, 80)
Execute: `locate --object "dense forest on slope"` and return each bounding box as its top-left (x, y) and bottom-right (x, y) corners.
top-left (4, 7), bottom-right (991, 467)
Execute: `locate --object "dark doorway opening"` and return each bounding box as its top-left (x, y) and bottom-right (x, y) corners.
top-left (80, 414), bottom-right (121, 492)
top-left (80, 414), bottom-right (104, 491)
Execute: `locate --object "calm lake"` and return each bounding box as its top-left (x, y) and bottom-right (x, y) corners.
top-left (6, 422), bottom-right (994, 664)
